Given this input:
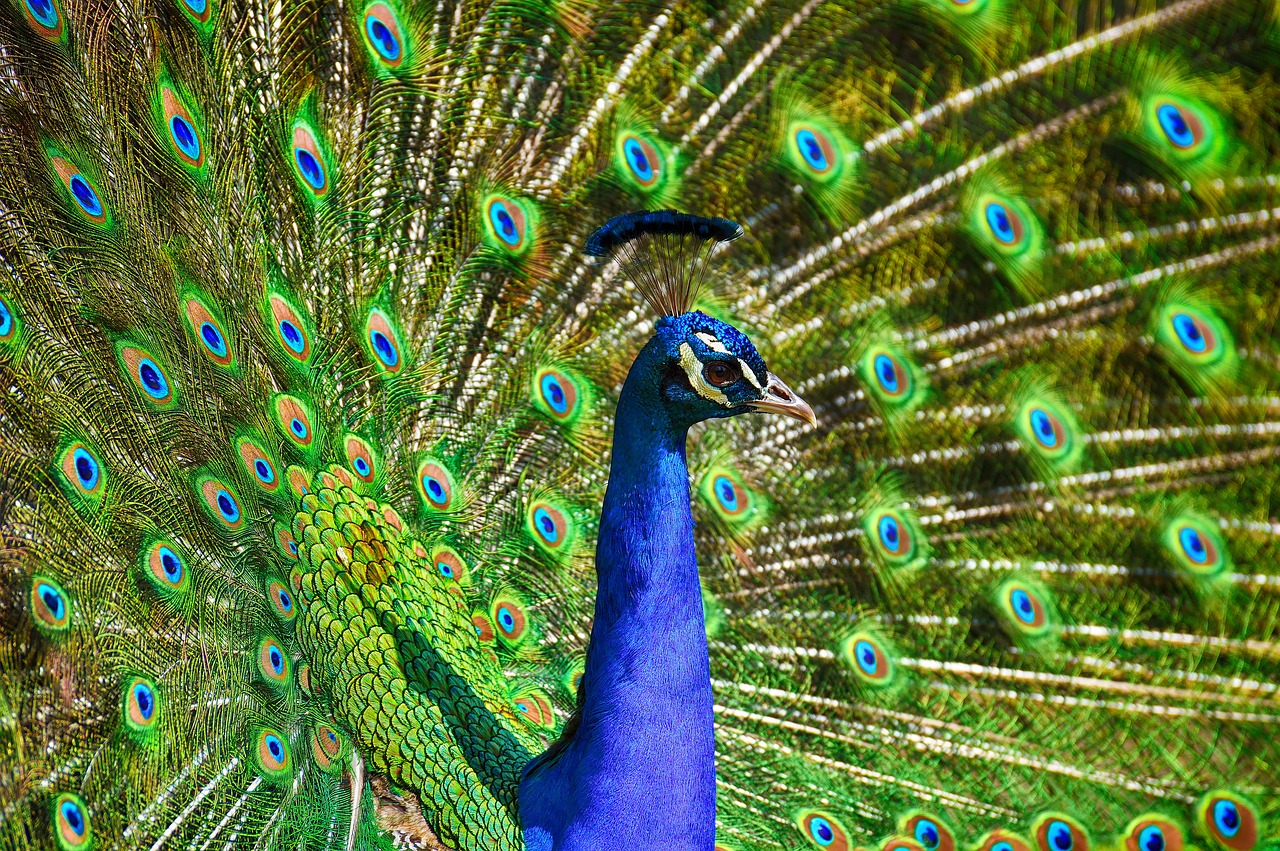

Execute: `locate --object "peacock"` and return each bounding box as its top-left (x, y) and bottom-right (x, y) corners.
top-left (0, 0), bottom-right (1278, 846)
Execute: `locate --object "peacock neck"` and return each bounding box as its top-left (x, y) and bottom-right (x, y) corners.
top-left (518, 337), bottom-right (716, 851)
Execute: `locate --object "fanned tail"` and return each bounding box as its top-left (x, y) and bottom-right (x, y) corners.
top-left (0, 0), bottom-right (1278, 848)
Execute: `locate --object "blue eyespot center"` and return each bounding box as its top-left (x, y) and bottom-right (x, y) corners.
top-left (1178, 526), bottom-right (1208, 563)
top-left (216, 490), bottom-right (239, 522)
top-left (199, 322), bottom-right (226, 356)
top-left (796, 129), bottom-right (829, 171)
top-left (269, 646), bottom-right (283, 673)
top-left (540, 374), bottom-right (569, 414)
top-left (533, 507), bottom-right (558, 542)
top-left (0, 298), bottom-right (12, 336)
top-left (623, 138), bottom-right (653, 181)
top-left (874, 353), bottom-right (899, 393)
top-left (266, 733), bottom-right (283, 760)
top-left (354, 457), bottom-right (370, 475)
top-left (254, 459), bottom-right (273, 483)
top-left (1157, 103), bottom-right (1195, 148)
top-left (1171, 312), bottom-right (1207, 353)
top-left (170, 115), bottom-right (201, 160)
top-left (73, 448), bottom-right (99, 489)
top-left (60, 800), bottom-right (84, 834)
top-left (69, 175), bottom-right (103, 217)
top-left (1213, 800), bottom-right (1240, 835)
top-left (1029, 408), bottom-right (1058, 448)
top-left (26, 0), bottom-right (58, 27)
top-left (985, 202), bottom-right (1017, 244)
top-left (370, 329), bottom-right (398, 366)
top-left (138, 359), bottom-right (168, 398)
top-left (498, 607), bottom-right (515, 630)
top-left (877, 515), bottom-right (900, 551)
top-left (38, 583), bottom-right (65, 619)
top-left (290, 418), bottom-right (307, 438)
top-left (489, 202), bottom-right (520, 245)
top-left (277, 589), bottom-right (292, 611)
top-left (1010, 588), bottom-right (1035, 624)
top-left (159, 548), bottom-right (182, 582)
top-left (1138, 826), bottom-right (1164, 851)
top-left (1048, 821), bottom-right (1073, 851)
top-left (437, 561), bottom-right (453, 578)
top-left (914, 820), bottom-right (940, 850)
top-left (134, 683), bottom-right (154, 718)
top-left (854, 639), bottom-right (879, 675)
top-left (423, 476), bottom-right (447, 505)
top-left (992, 843), bottom-right (1014, 851)
top-left (181, 0), bottom-right (207, 14)
top-left (809, 816), bottom-right (835, 845)
top-left (295, 148), bottom-right (326, 190)
top-left (278, 320), bottom-right (305, 353)
top-left (365, 16), bottom-right (401, 60)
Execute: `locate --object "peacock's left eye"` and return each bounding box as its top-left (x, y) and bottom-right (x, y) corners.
top-left (703, 361), bottom-right (741, 387)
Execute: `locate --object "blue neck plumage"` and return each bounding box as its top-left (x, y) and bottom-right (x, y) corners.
top-left (519, 337), bottom-right (716, 851)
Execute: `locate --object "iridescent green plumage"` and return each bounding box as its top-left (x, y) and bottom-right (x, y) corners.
top-left (0, 0), bottom-right (1278, 848)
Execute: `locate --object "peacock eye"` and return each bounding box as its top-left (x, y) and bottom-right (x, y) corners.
top-left (703, 361), bottom-right (740, 388)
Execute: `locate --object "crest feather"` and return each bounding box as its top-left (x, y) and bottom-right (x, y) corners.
top-left (585, 210), bottom-right (743, 316)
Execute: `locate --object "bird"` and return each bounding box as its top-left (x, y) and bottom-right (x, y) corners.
top-left (0, 0), bottom-right (1277, 847)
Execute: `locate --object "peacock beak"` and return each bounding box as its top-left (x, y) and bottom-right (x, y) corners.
top-left (748, 373), bottom-right (816, 426)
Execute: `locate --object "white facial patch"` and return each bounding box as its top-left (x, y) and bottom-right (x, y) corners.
top-left (695, 332), bottom-right (730, 353)
top-left (678, 342), bottom-right (732, 407)
top-left (692, 333), bottom-right (763, 391)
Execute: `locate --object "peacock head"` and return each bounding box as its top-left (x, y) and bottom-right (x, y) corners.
top-left (650, 310), bottom-right (815, 428)
top-left (587, 210), bottom-right (815, 430)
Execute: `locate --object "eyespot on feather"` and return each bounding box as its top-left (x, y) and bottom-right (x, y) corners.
top-left (491, 594), bottom-right (529, 646)
top-left (198, 477), bottom-right (244, 530)
top-left (267, 580), bottom-right (296, 622)
top-left (52, 792), bottom-right (91, 851)
top-left (311, 724), bottom-right (344, 772)
top-left (841, 631), bottom-right (895, 685)
top-left (258, 636), bottom-right (290, 684)
top-left (123, 675), bottom-right (160, 736)
top-left (143, 540), bottom-right (190, 596)
top-left (237, 438), bottom-right (279, 492)
top-left (900, 814), bottom-right (955, 851)
top-left (275, 395), bottom-right (316, 448)
top-left (118, 345), bottom-right (177, 407)
top-left (291, 124), bottom-right (329, 196)
top-left (59, 442), bottom-right (104, 500)
top-left (534, 368), bottom-right (581, 421)
top-left (527, 500), bottom-right (571, 551)
top-left (794, 809), bottom-right (852, 850)
top-left (0, 294), bottom-right (20, 344)
top-left (31, 576), bottom-right (71, 633)
top-left (184, 297), bottom-right (233, 367)
top-left (344, 436), bottom-right (377, 483)
top-left (1032, 813), bottom-right (1090, 851)
top-left (1120, 816), bottom-right (1184, 851)
top-left (161, 87), bottom-right (204, 168)
top-left (974, 831), bottom-right (1033, 851)
top-left (365, 308), bottom-right (403, 373)
top-left (22, 0), bottom-right (64, 39)
top-left (362, 3), bottom-right (405, 66)
top-left (255, 727), bottom-right (292, 779)
top-left (268, 294), bottom-right (312, 362)
top-left (417, 460), bottom-right (455, 510)
top-left (1195, 790), bottom-right (1259, 851)
top-left (50, 156), bottom-right (108, 225)
top-left (432, 547), bottom-right (468, 587)
top-left (512, 687), bottom-right (555, 730)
